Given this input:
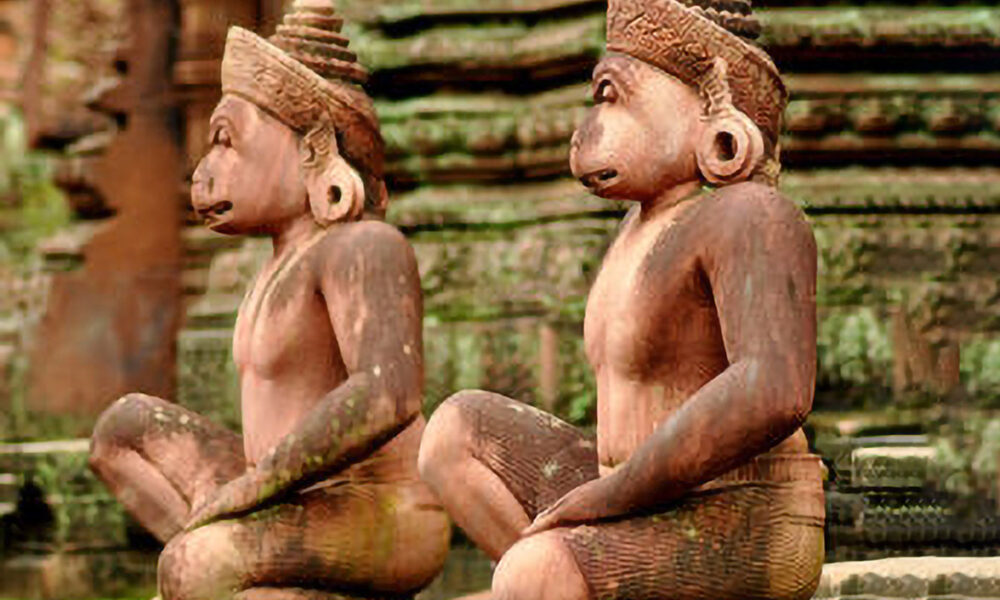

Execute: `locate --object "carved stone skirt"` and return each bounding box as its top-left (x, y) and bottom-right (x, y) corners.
top-left (563, 473), bottom-right (825, 600)
top-left (450, 391), bottom-right (826, 600)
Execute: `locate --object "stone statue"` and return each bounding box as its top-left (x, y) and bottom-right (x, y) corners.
top-left (88, 3), bottom-right (450, 599)
top-left (418, 0), bottom-right (825, 598)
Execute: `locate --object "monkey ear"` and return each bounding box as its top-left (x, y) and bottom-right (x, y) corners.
top-left (304, 156), bottom-right (365, 227)
top-left (300, 127), bottom-right (365, 227)
top-left (695, 110), bottom-right (764, 186)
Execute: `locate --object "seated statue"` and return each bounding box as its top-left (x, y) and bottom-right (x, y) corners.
top-left (88, 3), bottom-right (449, 599)
top-left (418, 0), bottom-right (825, 598)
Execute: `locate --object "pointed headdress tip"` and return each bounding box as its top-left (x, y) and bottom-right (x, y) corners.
top-left (268, 0), bottom-right (369, 85)
top-left (605, 0), bottom-right (785, 143)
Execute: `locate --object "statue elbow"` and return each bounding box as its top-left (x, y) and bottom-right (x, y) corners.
top-left (750, 357), bottom-right (813, 436)
top-left (779, 377), bottom-right (813, 434)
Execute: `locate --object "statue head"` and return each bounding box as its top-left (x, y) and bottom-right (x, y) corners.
top-left (191, 0), bottom-right (386, 235)
top-left (570, 0), bottom-right (787, 201)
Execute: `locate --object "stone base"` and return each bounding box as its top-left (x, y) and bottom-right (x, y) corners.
top-left (814, 557), bottom-right (1000, 599)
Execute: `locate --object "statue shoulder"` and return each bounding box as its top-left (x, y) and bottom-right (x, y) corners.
top-left (697, 182), bottom-right (815, 260)
top-left (313, 220), bottom-right (418, 280)
top-left (703, 182), bottom-right (811, 235)
top-left (705, 180), bottom-right (799, 215)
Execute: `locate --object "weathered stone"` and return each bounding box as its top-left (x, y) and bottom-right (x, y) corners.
top-left (763, 8), bottom-right (1000, 49)
top-left (813, 557), bottom-right (1000, 599)
top-left (26, 0), bottom-right (183, 419)
top-left (371, 85), bottom-right (1000, 182)
top-left (176, 329), bottom-right (240, 431)
top-left (851, 446), bottom-right (938, 489)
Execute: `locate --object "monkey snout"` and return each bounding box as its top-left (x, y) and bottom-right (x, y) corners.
top-left (196, 200), bottom-right (233, 217)
top-left (579, 168), bottom-right (619, 189)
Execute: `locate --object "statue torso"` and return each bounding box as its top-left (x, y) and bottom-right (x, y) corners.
top-left (232, 223), bottom-right (422, 481)
top-left (585, 183), bottom-right (808, 475)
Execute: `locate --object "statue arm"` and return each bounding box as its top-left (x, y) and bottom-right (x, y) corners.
top-left (186, 224), bottom-right (423, 529)
top-left (525, 189), bottom-right (816, 534)
top-left (254, 224), bottom-right (425, 494)
top-left (610, 190), bottom-right (817, 511)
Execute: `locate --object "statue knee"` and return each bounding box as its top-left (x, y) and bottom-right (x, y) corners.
top-left (493, 532), bottom-right (589, 600)
top-left (158, 524), bottom-right (242, 600)
top-left (418, 391), bottom-right (484, 488)
top-left (90, 393), bottom-right (162, 468)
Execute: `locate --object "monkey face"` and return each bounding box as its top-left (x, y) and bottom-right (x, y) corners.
top-left (570, 55), bottom-right (704, 202)
top-left (191, 95), bottom-right (309, 235)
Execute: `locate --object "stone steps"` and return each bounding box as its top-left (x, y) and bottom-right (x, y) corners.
top-left (820, 430), bottom-right (1000, 561)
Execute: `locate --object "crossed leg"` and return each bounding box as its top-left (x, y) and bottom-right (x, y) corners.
top-left (92, 394), bottom-right (450, 600)
top-left (89, 393), bottom-right (245, 542)
top-left (158, 479), bottom-right (449, 600)
top-left (419, 391), bottom-right (599, 600)
top-left (419, 391), bottom-right (826, 600)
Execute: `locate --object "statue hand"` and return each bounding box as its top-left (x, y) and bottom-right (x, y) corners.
top-left (521, 476), bottom-right (623, 537)
top-left (185, 469), bottom-right (266, 531)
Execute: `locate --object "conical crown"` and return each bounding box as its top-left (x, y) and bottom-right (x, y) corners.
top-left (676, 0), bottom-right (762, 41)
top-left (606, 0), bottom-right (785, 146)
top-left (269, 0), bottom-right (368, 85)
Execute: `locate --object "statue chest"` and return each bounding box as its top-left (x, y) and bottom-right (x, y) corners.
top-left (233, 258), bottom-right (340, 381)
top-left (584, 213), bottom-right (718, 380)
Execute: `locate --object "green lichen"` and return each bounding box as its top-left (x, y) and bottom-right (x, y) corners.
top-left (0, 110), bottom-right (71, 264)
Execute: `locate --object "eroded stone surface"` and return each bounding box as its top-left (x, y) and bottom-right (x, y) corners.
top-left (814, 557), bottom-right (1000, 599)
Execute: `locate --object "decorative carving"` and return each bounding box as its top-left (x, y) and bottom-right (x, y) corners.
top-left (366, 78), bottom-right (1000, 185)
top-left (89, 2), bottom-right (447, 599)
top-left (340, 6), bottom-right (1000, 90)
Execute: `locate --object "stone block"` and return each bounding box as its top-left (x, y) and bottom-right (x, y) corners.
top-left (851, 446), bottom-right (938, 489)
top-left (814, 557), bottom-right (1000, 599)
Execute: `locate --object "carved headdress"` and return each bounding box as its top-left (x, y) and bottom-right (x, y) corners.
top-left (606, 0), bottom-right (787, 148)
top-left (221, 0), bottom-right (386, 213)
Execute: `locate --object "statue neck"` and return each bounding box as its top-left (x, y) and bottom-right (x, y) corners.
top-left (638, 179), bottom-right (703, 222)
top-left (271, 213), bottom-right (323, 260)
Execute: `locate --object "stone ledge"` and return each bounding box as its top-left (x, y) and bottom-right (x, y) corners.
top-left (852, 446), bottom-right (939, 489)
top-left (814, 557), bottom-right (1000, 599)
top-left (0, 551), bottom-right (158, 600)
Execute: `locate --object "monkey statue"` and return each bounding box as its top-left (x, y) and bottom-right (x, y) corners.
top-left (418, 0), bottom-right (825, 598)
top-left (88, 2), bottom-right (450, 598)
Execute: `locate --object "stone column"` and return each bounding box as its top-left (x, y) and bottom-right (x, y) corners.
top-left (27, 0), bottom-right (183, 417)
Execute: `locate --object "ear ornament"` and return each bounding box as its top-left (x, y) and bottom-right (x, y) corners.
top-left (301, 124), bottom-right (365, 226)
top-left (695, 58), bottom-right (765, 186)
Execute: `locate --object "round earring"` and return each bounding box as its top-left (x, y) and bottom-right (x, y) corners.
top-left (696, 112), bottom-right (764, 186)
top-left (308, 159), bottom-right (365, 227)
